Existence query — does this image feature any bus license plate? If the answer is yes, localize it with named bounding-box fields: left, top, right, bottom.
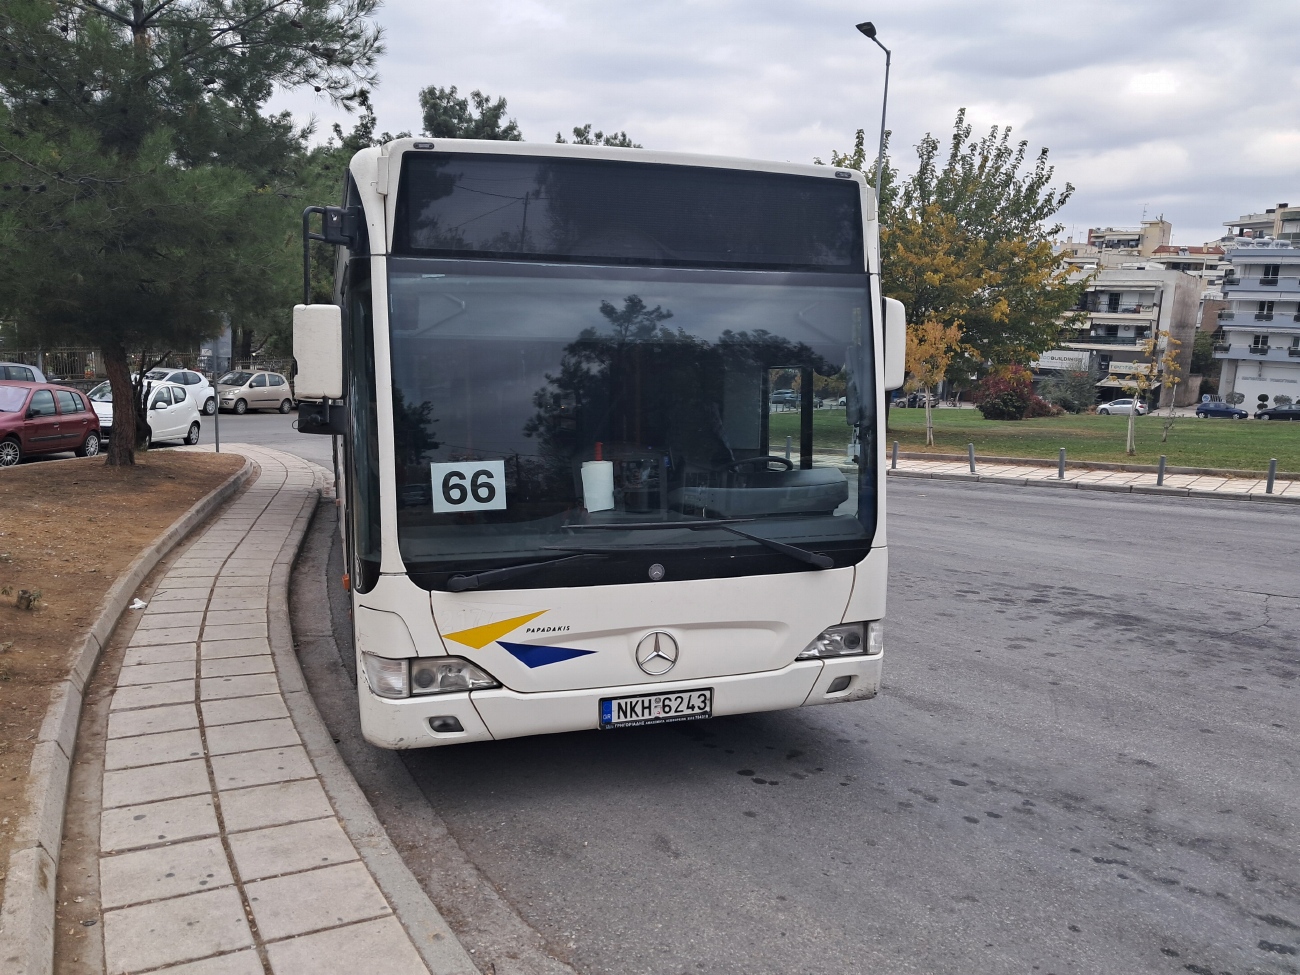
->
left=601, top=689, right=713, bottom=728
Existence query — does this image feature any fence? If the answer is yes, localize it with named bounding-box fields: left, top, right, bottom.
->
left=0, top=349, right=287, bottom=380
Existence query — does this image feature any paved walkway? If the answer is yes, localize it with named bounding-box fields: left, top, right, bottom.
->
left=95, top=446, right=433, bottom=975
left=888, top=455, right=1300, bottom=501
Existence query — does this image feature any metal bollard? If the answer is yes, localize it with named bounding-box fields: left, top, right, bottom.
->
left=785, top=436, right=792, bottom=461
left=968, top=443, right=976, bottom=474
left=1058, top=448, right=1066, bottom=479
left=1157, top=455, right=1166, bottom=487
left=891, top=441, right=899, bottom=470
left=1267, top=458, right=1277, bottom=494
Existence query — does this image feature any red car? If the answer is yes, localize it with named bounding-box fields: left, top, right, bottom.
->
left=0, top=381, right=102, bottom=468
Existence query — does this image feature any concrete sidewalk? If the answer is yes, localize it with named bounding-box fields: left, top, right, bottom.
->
left=90, top=445, right=468, bottom=975
left=887, top=455, right=1300, bottom=502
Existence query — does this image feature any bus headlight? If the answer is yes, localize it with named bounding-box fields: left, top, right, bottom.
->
left=362, top=652, right=409, bottom=699
left=797, top=621, right=883, bottom=659
left=410, top=658, right=500, bottom=695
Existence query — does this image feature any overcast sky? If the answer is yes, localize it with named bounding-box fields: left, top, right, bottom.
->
left=269, top=0, right=1300, bottom=246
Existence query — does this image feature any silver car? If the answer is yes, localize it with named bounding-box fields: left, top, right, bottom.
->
left=216, top=370, right=294, bottom=414
left=0, top=361, right=47, bottom=383
left=1097, top=398, right=1148, bottom=416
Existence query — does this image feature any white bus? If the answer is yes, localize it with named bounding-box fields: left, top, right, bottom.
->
left=294, top=138, right=905, bottom=748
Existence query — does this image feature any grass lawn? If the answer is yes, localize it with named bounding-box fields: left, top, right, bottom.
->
left=768, top=407, right=1300, bottom=472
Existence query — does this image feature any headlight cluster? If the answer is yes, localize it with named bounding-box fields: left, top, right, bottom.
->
left=361, top=653, right=500, bottom=700
left=796, top=621, right=883, bottom=660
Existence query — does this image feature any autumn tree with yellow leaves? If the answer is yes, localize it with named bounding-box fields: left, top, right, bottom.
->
left=905, top=320, right=969, bottom=445
left=824, top=110, right=1086, bottom=392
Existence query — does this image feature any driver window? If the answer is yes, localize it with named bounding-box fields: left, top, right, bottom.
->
left=29, top=389, right=56, bottom=416
left=152, top=388, right=172, bottom=408
left=251, top=374, right=268, bottom=387
left=172, top=386, right=187, bottom=403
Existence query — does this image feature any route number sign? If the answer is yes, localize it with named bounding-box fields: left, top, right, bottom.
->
left=430, top=460, right=507, bottom=513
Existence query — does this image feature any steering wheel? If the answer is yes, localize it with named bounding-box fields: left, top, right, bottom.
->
left=726, top=455, right=795, bottom=473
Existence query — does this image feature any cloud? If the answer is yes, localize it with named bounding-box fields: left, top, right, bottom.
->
left=269, top=0, right=1300, bottom=245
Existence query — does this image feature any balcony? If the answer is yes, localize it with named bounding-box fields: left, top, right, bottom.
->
left=1078, top=302, right=1156, bottom=315
left=1250, top=345, right=1271, bottom=355
left=1255, top=313, right=1274, bottom=321
left=1218, top=310, right=1236, bottom=320
left=1223, top=275, right=1241, bottom=286
left=1213, top=342, right=1231, bottom=352
left=1261, top=277, right=1279, bottom=286
left=1060, top=333, right=1145, bottom=346
left=1290, top=348, right=1300, bottom=357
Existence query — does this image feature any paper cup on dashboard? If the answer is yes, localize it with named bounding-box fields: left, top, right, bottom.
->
left=581, top=460, right=615, bottom=512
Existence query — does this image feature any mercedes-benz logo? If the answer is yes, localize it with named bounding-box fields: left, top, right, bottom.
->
left=635, top=631, right=679, bottom=676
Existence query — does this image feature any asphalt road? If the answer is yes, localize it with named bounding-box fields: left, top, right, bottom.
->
left=204, top=409, right=336, bottom=468
left=293, top=472, right=1300, bottom=975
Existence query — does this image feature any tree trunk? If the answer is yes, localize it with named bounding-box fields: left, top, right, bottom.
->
left=923, top=384, right=934, bottom=446
left=102, top=341, right=136, bottom=466
left=1161, top=382, right=1178, bottom=443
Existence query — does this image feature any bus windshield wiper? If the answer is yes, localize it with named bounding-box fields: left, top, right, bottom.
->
left=712, top=525, right=834, bottom=569
left=446, top=554, right=605, bottom=593
left=564, top=518, right=752, bottom=531
left=558, top=521, right=833, bottom=569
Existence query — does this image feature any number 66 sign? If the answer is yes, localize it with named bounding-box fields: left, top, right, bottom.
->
left=430, top=460, right=507, bottom=513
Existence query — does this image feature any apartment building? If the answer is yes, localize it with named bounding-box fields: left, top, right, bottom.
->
left=1223, top=203, right=1300, bottom=242
left=1036, top=265, right=1200, bottom=407
left=1213, top=237, right=1300, bottom=411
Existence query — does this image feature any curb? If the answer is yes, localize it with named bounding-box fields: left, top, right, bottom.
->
left=886, top=467, right=1300, bottom=505
left=888, top=450, right=1298, bottom=482
left=269, top=471, right=477, bottom=974
left=0, top=457, right=255, bottom=975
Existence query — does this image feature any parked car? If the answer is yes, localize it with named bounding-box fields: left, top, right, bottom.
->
left=0, top=381, right=101, bottom=467
left=143, top=367, right=216, bottom=415
left=1196, top=401, right=1249, bottom=419
left=217, top=370, right=294, bottom=414
left=1254, top=403, right=1300, bottom=421
left=1097, top=398, right=1148, bottom=416
left=891, top=391, right=934, bottom=408
left=769, top=388, right=799, bottom=408
left=0, top=361, right=47, bottom=383
left=87, top=380, right=203, bottom=446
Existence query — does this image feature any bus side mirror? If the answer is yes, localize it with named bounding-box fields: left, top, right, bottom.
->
left=882, top=297, right=906, bottom=391
left=293, top=304, right=343, bottom=400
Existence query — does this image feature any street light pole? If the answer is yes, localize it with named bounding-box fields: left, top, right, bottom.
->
left=856, top=21, right=891, bottom=213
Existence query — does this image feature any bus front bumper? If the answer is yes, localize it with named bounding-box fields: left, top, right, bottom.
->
left=357, top=654, right=882, bottom=749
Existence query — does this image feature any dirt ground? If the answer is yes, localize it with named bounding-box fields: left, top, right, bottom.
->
left=0, top=449, right=244, bottom=904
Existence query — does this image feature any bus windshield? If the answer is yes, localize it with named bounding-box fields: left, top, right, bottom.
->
left=387, top=260, right=875, bottom=591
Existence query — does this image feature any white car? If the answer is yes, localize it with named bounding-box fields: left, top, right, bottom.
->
left=142, top=367, right=216, bottom=415
left=1097, top=398, right=1148, bottom=416
left=88, top=381, right=203, bottom=446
